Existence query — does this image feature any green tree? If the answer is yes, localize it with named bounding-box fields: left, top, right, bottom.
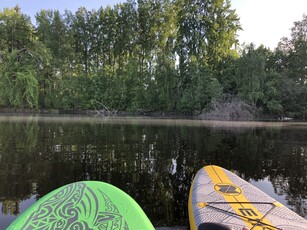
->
left=98, top=6, right=117, bottom=71
left=288, top=14, right=307, bottom=85
left=0, top=6, right=33, bottom=53
left=235, top=44, right=266, bottom=107
left=0, top=7, right=52, bottom=109
left=272, top=15, right=307, bottom=117
left=0, top=48, right=40, bottom=108
left=176, top=0, right=240, bottom=70
left=35, top=10, right=72, bottom=68
left=178, top=57, right=222, bottom=113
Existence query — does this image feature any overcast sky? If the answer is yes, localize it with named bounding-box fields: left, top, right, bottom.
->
left=1, top=0, right=306, bottom=49
left=232, top=0, right=307, bottom=49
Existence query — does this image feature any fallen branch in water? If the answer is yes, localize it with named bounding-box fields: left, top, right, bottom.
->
left=89, top=100, right=111, bottom=118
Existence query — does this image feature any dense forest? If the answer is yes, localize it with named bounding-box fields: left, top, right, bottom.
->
left=0, top=0, right=306, bottom=118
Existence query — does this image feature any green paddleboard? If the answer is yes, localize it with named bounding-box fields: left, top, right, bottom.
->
left=8, top=181, right=154, bottom=230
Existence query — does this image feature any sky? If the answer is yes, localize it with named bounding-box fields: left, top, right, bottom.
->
left=231, top=0, right=307, bottom=49
left=0, top=0, right=306, bottom=49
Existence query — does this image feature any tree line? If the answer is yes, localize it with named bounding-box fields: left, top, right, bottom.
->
left=0, top=0, right=306, bottom=118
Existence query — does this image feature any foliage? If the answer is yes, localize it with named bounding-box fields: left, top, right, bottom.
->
left=235, top=44, right=266, bottom=106
left=177, top=59, right=222, bottom=113
left=0, top=4, right=306, bottom=118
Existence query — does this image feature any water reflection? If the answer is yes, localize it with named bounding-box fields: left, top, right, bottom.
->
left=0, top=116, right=306, bottom=228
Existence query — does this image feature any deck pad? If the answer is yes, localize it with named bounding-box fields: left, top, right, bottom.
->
left=188, top=165, right=307, bottom=230
left=8, top=181, right=154, bottom=230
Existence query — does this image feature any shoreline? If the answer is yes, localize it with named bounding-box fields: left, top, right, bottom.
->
left=0, top=108, right=288, bottom=122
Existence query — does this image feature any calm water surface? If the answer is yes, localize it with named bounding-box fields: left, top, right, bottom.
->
left=0, top=115, right=306, bottom=229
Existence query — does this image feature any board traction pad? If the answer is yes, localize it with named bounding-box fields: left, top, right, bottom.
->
left=189, top=165, right=307, bottom=230
left=8, top=181, right=154, bottom=230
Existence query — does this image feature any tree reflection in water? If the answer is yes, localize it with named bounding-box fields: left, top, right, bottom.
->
left=0, top=117, right=306, bottom=228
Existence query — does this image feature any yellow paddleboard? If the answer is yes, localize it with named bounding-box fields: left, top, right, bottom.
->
left=188, top=165, right=307, bottom=230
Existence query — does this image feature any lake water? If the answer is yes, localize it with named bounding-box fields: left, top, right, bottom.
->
left=0, top=115, right=306, bottom=229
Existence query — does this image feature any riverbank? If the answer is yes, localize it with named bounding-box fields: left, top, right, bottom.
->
left=0, top=107, right=282, bottom=121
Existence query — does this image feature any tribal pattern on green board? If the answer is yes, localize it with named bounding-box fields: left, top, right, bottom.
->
left=20, top=182, right=128, bottom=229
left=8, top=181, right=154, bottom=230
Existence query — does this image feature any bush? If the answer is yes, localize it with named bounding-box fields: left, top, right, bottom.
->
left=199, top=96, right=255, bottom=120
